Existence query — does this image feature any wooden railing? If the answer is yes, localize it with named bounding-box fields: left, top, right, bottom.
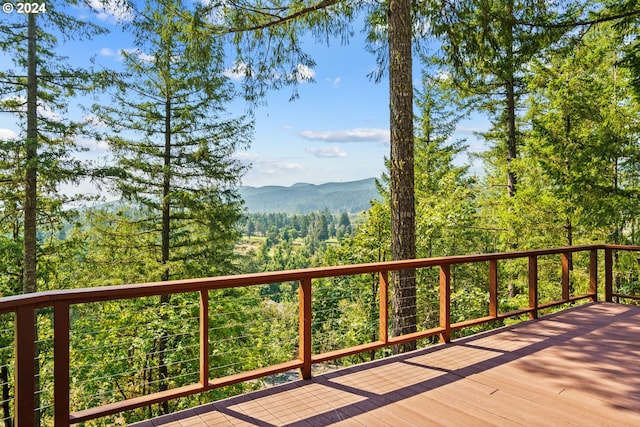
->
left=1, top=244, right=640, bottom=426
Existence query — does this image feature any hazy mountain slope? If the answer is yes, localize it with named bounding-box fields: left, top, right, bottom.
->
left=238, top=178, right=381, bottom=213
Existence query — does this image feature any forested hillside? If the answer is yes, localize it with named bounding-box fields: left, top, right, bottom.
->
left=2, top=0, right=640, bottom=426
left=238, top=178, right=380, bottom=213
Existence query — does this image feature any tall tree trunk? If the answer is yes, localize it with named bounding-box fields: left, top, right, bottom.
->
left=505, top=1, right=517, bottom=199
left=505, top=3, right=518, bottom=300
left=25, top=13, right=41, bottom=427
left=505, top=69, right=517, bottom=299
left=389, top=0, right=417, bottom=353
left=564, top=106, right=573, bottom=271
left=157, top=98, right=171, bottom=415
left=24, top=12, right=38, bottom=295
left=505, top=78, right=517, bottom=198
left=162, top=98, right=171, bottom=283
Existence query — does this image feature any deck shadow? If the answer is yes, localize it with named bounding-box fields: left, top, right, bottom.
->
left=135, top=302, right=640, bottom=426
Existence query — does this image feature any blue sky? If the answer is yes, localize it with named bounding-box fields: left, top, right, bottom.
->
left=0, top=1, right=488, bottom=197
left=232, top=39, right=393, bottom=187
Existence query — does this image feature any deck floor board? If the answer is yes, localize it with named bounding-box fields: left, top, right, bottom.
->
left=130, top=302, right=640, bottom=426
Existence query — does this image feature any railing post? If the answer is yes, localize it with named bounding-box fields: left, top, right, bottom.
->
left=379, top=271, right=389, bottom=344
left=54, top=301, right=70, bottom=427
left=605, top=248, right=613, bottom=302
left=528, top=256, right=538, bottom=319
left=561, top=253, right=570, bottom=301
left=489, top=260, right=498, bottom=318
left=439, top=264, right=451, bottom=343
left=15, top=305, right=36, bottom=427
left=589, top=249, right=598, bottom=302
left=199, top=290, right=209, bottom=387
left=299, top=278, right=312, bottom=379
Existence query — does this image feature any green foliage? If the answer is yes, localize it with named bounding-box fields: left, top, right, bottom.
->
left=0, top=1, right=106, bottom=298
left=0, top=236, right=22, bottom=297
left=241, top=211, right=356, bottom=250
left=413, top=70, right=481, bottom=257
left=523, top=22, right=640, bottom=245
left=610, top=0, right=640, bottom=98
left=426, top=0, right=574, bottom=102
left=312, top=274, right=379, bottom=361
left=91, top=0, right=252, bottom=282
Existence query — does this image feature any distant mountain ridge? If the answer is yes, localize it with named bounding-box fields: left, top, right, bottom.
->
left=238, top=178, right=381, bottom=213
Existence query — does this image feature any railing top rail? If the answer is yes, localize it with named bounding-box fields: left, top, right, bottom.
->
left=1, top=244, right=639, bottom=313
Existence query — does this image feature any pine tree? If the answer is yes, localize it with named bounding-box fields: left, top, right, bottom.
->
left=525, top=23, right=640, bottom=245
left=413, top=71, right=478, bottom=258
left=384, top=0, right=417, bottom=353
left=91, top=1, right=252, bottom=414
left=93, top=0, right=252, bottom=282
left=0, top=3, right=105, bottom=424
left=427, top=0, right=575, bottom=200
left=0, top=2, right=104, bottom=295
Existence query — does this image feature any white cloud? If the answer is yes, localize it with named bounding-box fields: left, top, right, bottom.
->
left=233, top=152, right=261, bottom=163
left=225, top=62, right=314, bottom=84
left=0, top=128, right=18, bottom=140
left=87, top=0, right=134, bottom=22
left=119, top=48, right=154, bottom=63
left=224, top=62, right=250, bottom=81
left=99, top=48, right=117, bottom=57
left=38, top=104, right=61, bottom=121
left=435, top=70, right=451, bottom=82
left=299, top=128, right=390, bottom=144
left=198, top=0, right=225, bottom=26
left=77, top=136, right=109, bottom=152
left=288, top=64, right=314, bottom=83
left=233, top=152, right=305, bottom=174
left=83, top=113, right=107, bottom=128
left=326, top=77, right=342, bottom=87
left=455, top=125, right=486, bottom=135
left=306, top=146, right=347, bottom=158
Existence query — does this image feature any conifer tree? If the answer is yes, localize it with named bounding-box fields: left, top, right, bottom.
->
left=0, top=3, right=104, bottom=424
left=427, top=0, right=574, bottom=200
left=91, top=1, right=252, bottom=414
left=0, top=2, right=104, bottom=295
left=413, top=71, right=477, bottom=258
left=525, top=23, right=640, bottom=245
left=93, top=0, right=252, bottom=282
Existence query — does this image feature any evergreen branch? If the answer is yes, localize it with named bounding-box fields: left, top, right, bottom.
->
left=214, top=0, right=342, bottom=34
left=516, top=9, right=640, bottom=29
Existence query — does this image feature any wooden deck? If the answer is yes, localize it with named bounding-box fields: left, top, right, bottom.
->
left=131, top=302, right=640, bottom=426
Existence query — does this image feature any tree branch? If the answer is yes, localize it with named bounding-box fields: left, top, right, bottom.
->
left=214, top=0, right=342, bottom=34
left=516, top=8, right=640, bottom=29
